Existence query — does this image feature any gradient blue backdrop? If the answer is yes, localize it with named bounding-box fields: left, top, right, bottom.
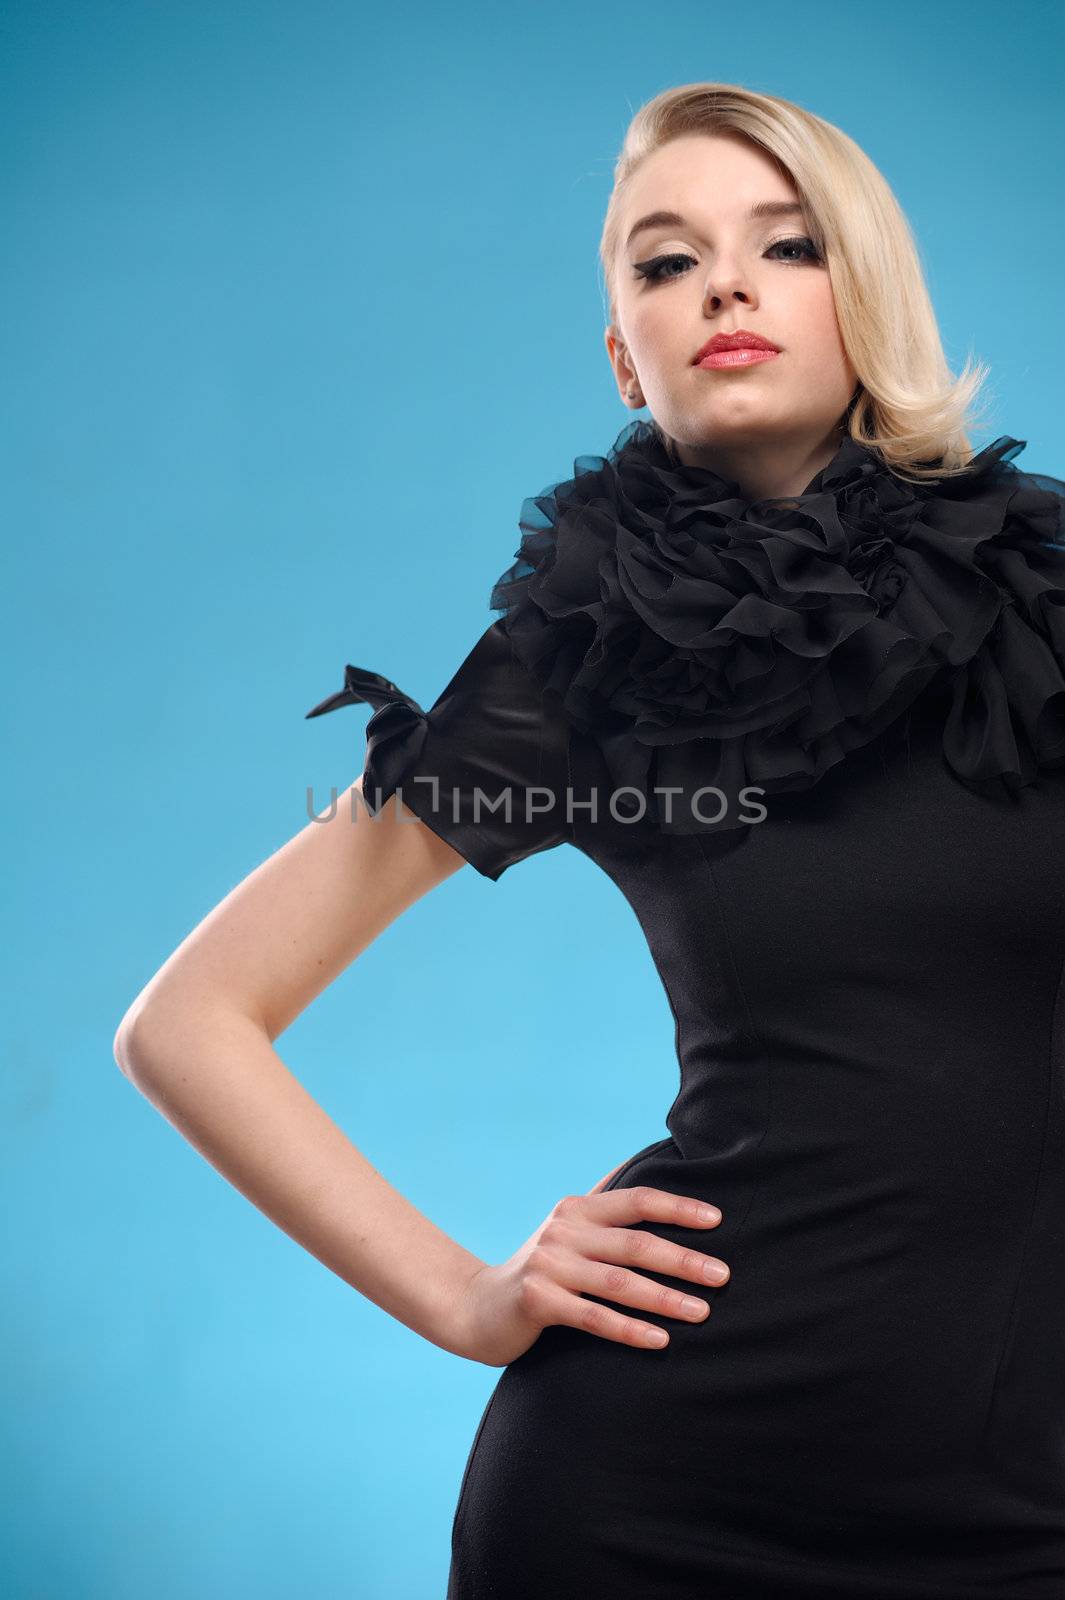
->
left=4, top=0, right=1063, bottom=1595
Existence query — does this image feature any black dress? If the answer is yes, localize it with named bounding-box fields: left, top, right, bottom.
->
left=306, top=422, right=1065, bottom=1598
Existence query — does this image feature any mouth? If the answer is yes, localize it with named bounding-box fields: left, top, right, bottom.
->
left=695, top=346, right=781, bottom=370
left=692, top=330, right=782, bottom=367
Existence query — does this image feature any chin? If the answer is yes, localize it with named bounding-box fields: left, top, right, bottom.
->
left=677, top=414, right=786, bottom=450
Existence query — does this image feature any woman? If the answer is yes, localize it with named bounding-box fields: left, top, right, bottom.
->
left=115, top=83, right=1065, bottom=1598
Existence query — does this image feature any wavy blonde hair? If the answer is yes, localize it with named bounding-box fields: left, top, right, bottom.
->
left=599, top=83, right=994, bottom=483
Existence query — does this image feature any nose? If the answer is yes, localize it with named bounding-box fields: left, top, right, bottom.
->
left=701, top=262, right=755, bottom=312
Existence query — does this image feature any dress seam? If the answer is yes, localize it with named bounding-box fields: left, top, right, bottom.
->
left=565, top=790, right=688, bottom=1136
left=697, top=837, right=777, bottom=1248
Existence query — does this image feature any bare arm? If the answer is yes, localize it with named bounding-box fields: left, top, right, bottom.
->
left=115, top=774, right=732, bottom=1367
left=113, top=777, right=489, bottom=1359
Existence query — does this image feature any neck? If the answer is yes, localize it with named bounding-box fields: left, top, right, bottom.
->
left=670, top=426, right=848, bottom=501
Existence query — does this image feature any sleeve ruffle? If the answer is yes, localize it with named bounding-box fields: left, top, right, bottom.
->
left=305, top=668, right=432, bottom=813
left=305, top=620, right=572, bottom=881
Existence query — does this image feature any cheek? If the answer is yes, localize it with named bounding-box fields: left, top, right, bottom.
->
left=810, top=284, right=847, bottom=350
left=626, top=303, right=673, bottom=364
left=790, top=283, right=853, bottom=377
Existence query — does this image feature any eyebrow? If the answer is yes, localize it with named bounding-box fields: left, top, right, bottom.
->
left=625, top=200, right=807, bottom=252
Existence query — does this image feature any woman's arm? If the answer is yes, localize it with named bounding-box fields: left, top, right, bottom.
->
left=114, top=775, right=732, bottom=1365
left=113, top=778, right=487, bottom=1359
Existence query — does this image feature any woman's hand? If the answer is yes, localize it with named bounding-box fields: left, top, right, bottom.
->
left=453, top=1165, right=730, bottom=1367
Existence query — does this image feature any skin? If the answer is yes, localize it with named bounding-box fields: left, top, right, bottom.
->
left=605, top=131, right=860, bottom=503
left=115, top=777, right=730, bottom=1364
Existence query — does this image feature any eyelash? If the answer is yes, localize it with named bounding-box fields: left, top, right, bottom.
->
left=633, top=236, right=822, bottom=283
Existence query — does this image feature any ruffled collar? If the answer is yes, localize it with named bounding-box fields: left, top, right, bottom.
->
left=489, top=418, right=1065, bottom=835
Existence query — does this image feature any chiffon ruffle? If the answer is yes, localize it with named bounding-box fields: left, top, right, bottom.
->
left=489, top=419, right=1065, bottom=833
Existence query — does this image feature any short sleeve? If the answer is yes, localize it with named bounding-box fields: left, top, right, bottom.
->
left=304, top=618, right=573, bottom=881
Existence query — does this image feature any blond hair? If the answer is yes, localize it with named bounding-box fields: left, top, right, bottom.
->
left=599, top=84, right=994, bottom=482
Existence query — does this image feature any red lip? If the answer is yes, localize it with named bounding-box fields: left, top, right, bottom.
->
left=693, top=330, right=781, bottom=363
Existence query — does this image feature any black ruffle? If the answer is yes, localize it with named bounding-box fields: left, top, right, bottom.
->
left=304, top=664, right=432, bottom=805
left=489, top=419, right=1065, bottom=833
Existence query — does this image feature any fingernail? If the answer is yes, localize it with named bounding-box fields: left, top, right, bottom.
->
left=698, top=1205, right=721, bottom=1222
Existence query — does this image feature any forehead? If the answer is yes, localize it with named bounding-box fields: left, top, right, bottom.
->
left=620, top=134, right=798, bottom=221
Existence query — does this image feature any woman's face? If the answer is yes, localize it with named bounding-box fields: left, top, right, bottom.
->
left=605, top=133, right=859, bottom=500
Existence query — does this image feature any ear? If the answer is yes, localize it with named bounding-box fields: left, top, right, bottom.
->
left=604, top=324, right=644, bottom=409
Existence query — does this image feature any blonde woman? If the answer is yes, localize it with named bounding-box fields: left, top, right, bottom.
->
left=115, top=84, right=1065, bottom=1598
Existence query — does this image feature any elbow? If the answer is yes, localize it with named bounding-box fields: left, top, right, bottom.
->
left=114, top=990, right=256, bottom=1086
left=113, top=1002, right=167, bottom=1086
left=113, top=1011, right=145, bottom=1083
left=113, top=969, right=195, bottom=1082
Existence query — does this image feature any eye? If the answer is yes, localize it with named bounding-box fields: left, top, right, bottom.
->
left=766, top=235, right=822, bottom=264
left=632, top=235, right=823, bottom=284
left=631, top=252, right=697, bottom=283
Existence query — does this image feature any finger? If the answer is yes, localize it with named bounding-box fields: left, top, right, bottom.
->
left=556, top=1245, right=714, bottom=1326
left=582, top=1218, right=731, bottom=1289
left=593, top=1184, right=722, bottom=1229
left=534, top=1277, right=674, bottom=1350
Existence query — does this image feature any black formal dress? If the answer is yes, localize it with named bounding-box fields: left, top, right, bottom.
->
left=307, top=421, right=1065, bottom=1598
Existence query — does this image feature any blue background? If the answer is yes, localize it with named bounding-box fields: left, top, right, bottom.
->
left=4, top=0, right=1063, bottom=1594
